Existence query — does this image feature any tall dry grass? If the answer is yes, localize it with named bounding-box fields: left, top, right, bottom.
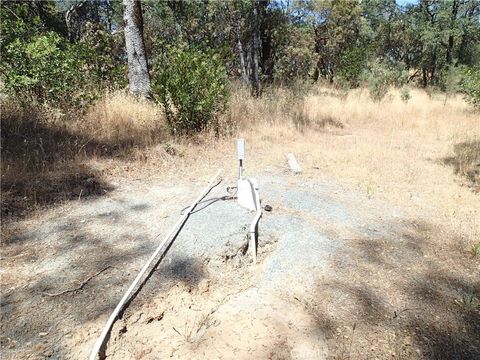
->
left=1, top=91, right=167, bottom=218
left=2, top=85, right=479, bottom=248
left=223, top=85, right=480, bottom=248
left=81, top=91, right=166, bottom=148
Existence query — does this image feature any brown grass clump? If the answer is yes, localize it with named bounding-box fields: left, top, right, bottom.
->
left=81, top=91, right=166, bottom=148
left=1, top=91, right=166, bottom=219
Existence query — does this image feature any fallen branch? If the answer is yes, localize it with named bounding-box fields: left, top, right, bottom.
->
left=42, top=266, right=112, bottom=297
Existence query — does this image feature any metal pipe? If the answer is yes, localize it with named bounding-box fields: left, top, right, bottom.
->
left=88, top=169, right=222, bottom=360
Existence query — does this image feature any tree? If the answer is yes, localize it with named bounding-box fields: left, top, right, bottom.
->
left=123, top=0, right=151, bottom=98
left=313, top=0, right=364, bottom=84
left=227, top=0, right=250, bottom=86
left=251, top=0, right=261, bottom=97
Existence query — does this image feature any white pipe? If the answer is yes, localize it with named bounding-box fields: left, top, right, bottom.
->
left=248, top=179, right=262, bottom=263
left=89, top=169, right=222, bottom=360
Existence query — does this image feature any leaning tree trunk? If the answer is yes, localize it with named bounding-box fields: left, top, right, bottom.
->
left=65, top=0, right=87, bottom=42
left=123, top=0, right=151, bottom=98
left=251, top=0, right=260, bottom=97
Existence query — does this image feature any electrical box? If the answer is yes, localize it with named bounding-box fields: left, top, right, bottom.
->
left=237, top=138, right=245, bottom=160
left=237, top=178, right=257, bottom=211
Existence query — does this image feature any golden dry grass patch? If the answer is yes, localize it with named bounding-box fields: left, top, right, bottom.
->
left=80, top=91, right=167, bottom=147
left=2, top=86, right=478, bottom=245
left=220, top=86, right=480, bottom=246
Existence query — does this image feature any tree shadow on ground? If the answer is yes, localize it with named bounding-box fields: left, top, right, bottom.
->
left=442, top=140, right=480, bottom=192
left=1, top=102, right=163, bottom=221
left=0, top=215, right=159, bottom=358
left=305, top=220, right=479, bottom=360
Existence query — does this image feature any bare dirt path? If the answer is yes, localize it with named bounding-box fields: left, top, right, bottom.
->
left=1, top=166, right=478, bottom=359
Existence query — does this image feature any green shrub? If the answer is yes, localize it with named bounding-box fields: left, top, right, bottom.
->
left=439, top=66, right=463, bottom=95
left=400, top=86, right=411, bottom=103
left=0, top=4, right=125, bottom=112
left=1, top=30, right=123, bottom=110
left=80, top=22, right=127, bottom=89
left=461, top=67, right=480, bottom=109
left=153, top=47, right=229, bottom=134
left=361, top=59, right=407, bottom=101
left=336, top=47, right=366, bottom=88
left=3, top=32, right=87, bottom=106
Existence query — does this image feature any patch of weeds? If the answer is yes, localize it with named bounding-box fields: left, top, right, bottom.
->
left=400, top=87, right=411, bottom=103
left=174, top=312, right=217, bottom=345
left=291, top=107, right=311, bottom=132
left=163, top=142, right=177, bottom=156
left=455, top=293, right=480, bottom=311
left=292, top=107, right=344, bottom=133
left=470, top=243, right=480, bottom=258
left=316, top=115, right=344, bottom=129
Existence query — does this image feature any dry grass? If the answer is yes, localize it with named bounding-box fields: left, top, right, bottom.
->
left=2, top=85, right=479, bottom=246
left=1, top=91, right=167, bottom=219
left=81, top=91, right=166, bottom=147
left=217, top=85, right=480, bottom=360
left=222, top=86, right=480, bottom=248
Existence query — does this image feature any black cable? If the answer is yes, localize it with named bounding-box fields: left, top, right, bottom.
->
left=180, top=183, right=237, bottom=215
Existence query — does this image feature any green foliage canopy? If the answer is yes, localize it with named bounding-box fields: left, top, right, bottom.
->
left=153, top=47, right=229, bottom=134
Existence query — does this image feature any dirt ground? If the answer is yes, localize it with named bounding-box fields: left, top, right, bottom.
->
left=2, top=159, right=478, bottom=360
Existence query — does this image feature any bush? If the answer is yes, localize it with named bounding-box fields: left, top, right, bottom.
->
left=361, top=59, right=407, bottom=101
left=461, top=67, right=480, bottom=109
left=400, top=86, right=411, bottom=103
left=153, top=47, right=229, bottom=134
left=336, top=47, right=366, bottom=88
left=2, top=32, right=91, bottom=107
left=0, top=3, right=125, bottom=112
left=1, top=30, right=124, bottom=110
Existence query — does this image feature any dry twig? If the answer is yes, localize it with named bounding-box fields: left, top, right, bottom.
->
left=42, top=265, right=112, bottom=297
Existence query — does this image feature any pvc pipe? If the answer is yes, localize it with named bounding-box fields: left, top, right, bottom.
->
left=248, top=179, right=262, bottom=263
left=89, top=169, right=222, bottom=360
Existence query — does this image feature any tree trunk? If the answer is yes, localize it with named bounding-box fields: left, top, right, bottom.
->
left=65, top=0, right=87, bottom=42
left=123, top=0, right=151, bottom=98
left=251, top=0, right=260, bottom=97
left=327, top=62, right=334, bottom=84
left=446, top=0, right=458, bottom=65
left=238, top=38, right=249, bottom=87
left=431, top=46, right=437, bottom=85
left=246, top=44, right=252, bottom=80
left=234, top=18, right=249, bottom=87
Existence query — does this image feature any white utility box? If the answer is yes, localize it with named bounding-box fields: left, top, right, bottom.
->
left=237, top=178, right=258, bottom=211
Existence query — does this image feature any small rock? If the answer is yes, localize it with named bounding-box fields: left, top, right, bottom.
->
left=198, top=279, right=210, bottom=294
left=43, top=348, right=53, bottom=357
